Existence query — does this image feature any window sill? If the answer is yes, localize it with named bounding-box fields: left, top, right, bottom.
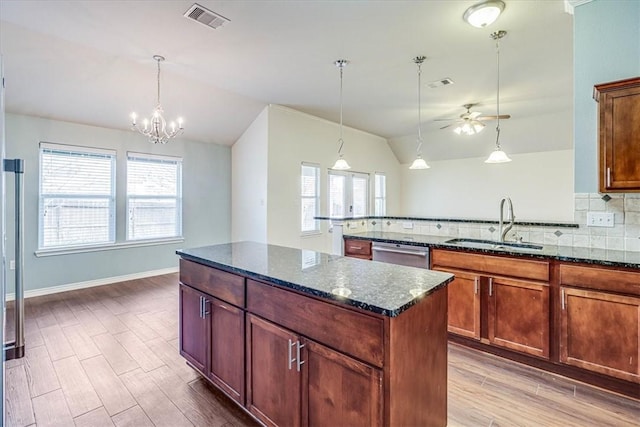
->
left=35, top=237, right=185, bottom=257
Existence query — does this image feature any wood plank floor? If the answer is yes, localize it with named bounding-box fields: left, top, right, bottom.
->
left=5, top=273, right=639, bottom=426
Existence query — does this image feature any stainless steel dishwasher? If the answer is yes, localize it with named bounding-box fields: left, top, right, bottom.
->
left=371, top=242, right=430, bottom=269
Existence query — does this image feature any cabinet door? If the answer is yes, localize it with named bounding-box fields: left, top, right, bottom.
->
left=302, top=339, right=382, bottom=427
left=488, top=277, right=550, bottom=358
left=598, top=80, right=640, bottom=191
left=434, top=268, right=480, bottom=339
left=179, top=284, right=208, bottom=373
left=560, top=287, right=640, bottom=383
left=246, top=314, right=301, bottom=427
left=207, top=297, right=244, bottom=404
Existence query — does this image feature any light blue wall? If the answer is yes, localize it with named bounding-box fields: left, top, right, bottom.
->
left=5, top=113, right=231, bottom=292
left=574, top=0, right=640, bottom=192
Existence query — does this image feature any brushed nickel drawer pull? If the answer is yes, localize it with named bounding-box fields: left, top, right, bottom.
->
left=561, top=289, right=566, bottom=310
left=489, top=277, right=493, bottom=297
left=296, top=341, right=305, bottom=372
left=607, top=167, right=611, bottom=187
left=474, top=277, right=479, bottom=295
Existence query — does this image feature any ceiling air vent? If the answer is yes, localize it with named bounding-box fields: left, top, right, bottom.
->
left=427, top=78, right=455, bottom=89
left=184, top=3, right=230, bottom=30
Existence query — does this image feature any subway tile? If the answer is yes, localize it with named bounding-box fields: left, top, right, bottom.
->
left=589, top=235, right=606, bottom=249
left=605, top=198, right=624, bottom=213
left=624, top=237, right=640, bottom=252
left=606, top=237, right=624, bottom=251
left=588, top=198, right=606, bottom=211
left=557, top=234, right=573, bottom=246
left=574, top=198, right=589, bottom=211
left=625, top=212, right=640, bottom=225
left=624, top=198, right=640, bottom=212
left=573, top=234, right=589, bottom=248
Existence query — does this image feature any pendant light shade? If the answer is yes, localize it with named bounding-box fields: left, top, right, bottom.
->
left=485, top=30, right=512, bottom=164
left=409, top=56, right=430, bottom=170
left=463, top=0, right=505, bottom=28
left=331, top=59, right=351, bottom=170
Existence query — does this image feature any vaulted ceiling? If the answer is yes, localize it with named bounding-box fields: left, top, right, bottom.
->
left=0, top=1, right=573, bottom=162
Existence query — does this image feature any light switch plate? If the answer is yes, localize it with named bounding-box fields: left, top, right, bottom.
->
left=586, top=212, right=615, bottom=228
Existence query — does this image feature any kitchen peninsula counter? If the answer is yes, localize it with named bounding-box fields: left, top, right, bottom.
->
left=177, top=241, right=453, bottom=427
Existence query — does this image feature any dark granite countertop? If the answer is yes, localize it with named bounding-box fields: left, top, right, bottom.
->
left=177, top=241, right=454, bottom=317
left=344, top=231, right=640, bottom=270
left=316, top=215, right=578, bottom=229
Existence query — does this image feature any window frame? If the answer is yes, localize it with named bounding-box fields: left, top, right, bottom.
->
left=38, top=142, right=116, bottom=251
left=328, top=170, right=370, bottom=218
left=126, top=152, right=183, bottom=242
left=300, top=162, right=321, bottom=236
left=374, top=172, right=386, bottom=216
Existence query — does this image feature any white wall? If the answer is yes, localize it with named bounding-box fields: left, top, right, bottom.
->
left=5, top=113, right=231, bottom=292
left=241, top=105, right=402, bottom=253
left=231, top=107, right=268, bottom=243
left=401, top=149, right=575, bottom=222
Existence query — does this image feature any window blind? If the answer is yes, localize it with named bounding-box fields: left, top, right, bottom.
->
left=38, top=143, right=116, bottom=249
left=127, top=152, right=182, bottom=241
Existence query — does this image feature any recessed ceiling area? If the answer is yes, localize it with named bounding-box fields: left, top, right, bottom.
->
left=0, top=1, right=573, bottom=162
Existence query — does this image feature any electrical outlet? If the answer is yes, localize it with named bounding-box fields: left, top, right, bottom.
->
left=9, top=260, right=15, bottom=270
left=586, top=212, right=615, bottom=228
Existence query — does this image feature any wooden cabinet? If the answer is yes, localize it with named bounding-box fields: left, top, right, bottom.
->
left=488, top=276, right=549, bottom=358
left=179, top=260, right=246, bottom=404
left=179, top=284, right=208, bottom=373
left=434, top=268, right=480, bottom=339
left=559, top=264, right=640, bottom=383
left=344, top=238, right=372, bottom=260
left=432, top=249, right=550, bottom=359
left=594, top=77, right=640, bottom=192
left=246, top=314, right=382, bottom=427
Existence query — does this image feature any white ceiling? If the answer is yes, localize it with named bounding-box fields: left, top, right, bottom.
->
left=0, top=0, right=574, bottom=163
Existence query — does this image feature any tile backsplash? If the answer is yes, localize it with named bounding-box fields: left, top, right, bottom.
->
left=343, top=193, right=640, bottom=252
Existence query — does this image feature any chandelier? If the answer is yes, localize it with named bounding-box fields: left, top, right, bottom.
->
left=131, top=55, right=184, bottom=144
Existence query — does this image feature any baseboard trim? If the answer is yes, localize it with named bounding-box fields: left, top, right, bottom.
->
left=6, top=267, right=179, bottom=301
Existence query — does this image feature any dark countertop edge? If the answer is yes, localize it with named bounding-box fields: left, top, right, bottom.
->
left=315, top=216, right=578, bottom=229
left=177, top=250, right=454, bottom=317
left=343, top=234, right=640, bottom=270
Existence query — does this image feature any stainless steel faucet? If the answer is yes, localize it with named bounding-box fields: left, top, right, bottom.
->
left=499, top=197, right=515, bottom=242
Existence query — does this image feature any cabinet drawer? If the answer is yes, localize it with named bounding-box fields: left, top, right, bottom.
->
left=431, top=249, right=549, bottom=282
left=559, top=264, right=640, bottom=296
left=247, top=280, right=384, bottom=367
left=344, top=239, right=372, bottom=256
left=179, top=259, right=245, bottom=307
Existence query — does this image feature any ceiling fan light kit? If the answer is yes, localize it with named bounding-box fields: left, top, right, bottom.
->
left=463, top=0, right=506, bottom=28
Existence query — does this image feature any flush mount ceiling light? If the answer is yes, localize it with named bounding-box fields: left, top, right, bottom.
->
left=409, top=56, right=430, bottom=170
left=485, top=30, right=512, bottom=164
left=130, top=55, right=184, bottom=144
left=463, top=0, right=505, bottom=28
left=331, top=59, right=351, bottom=170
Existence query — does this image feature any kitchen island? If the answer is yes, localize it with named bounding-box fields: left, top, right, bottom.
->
left=177, top=241, right=453, bottom=427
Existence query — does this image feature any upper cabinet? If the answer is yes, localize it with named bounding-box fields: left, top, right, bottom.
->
left=594, top=77, right=640, bottom=192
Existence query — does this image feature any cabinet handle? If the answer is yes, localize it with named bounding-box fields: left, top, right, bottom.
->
left=607, top=167, right=611, bottom=187
left=489, top=277, right=493, bottom=297
left=561, top=289, right=566, bottom=310
left=199, top=296, right=204, bottom=319
left=474, top=277, right=479, bottom=295
left=203, top=299, right=209, bottom=317
left=296, top=342, right=305, bottom=372
left=349, top=245, right=362, bottom=250
left=287, top=339, right=296, bottom=370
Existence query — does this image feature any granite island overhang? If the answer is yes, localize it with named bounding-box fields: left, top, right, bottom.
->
left=177, top=241, right=453, bottom=427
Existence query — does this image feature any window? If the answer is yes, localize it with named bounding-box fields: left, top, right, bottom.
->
left=328, top=170, right=369, bottom=217
left=374, top=173, right=386, bottom=216
left=301, top=163, right=320, bottom=234
left=39, top=143, right=116, bottom=249
left=127, top=152, right=182, bottom=241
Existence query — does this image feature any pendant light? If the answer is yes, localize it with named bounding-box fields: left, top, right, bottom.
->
left=485, top=30, right=512, bottom=164
left=409, top=56, right=430, bottom=170
left=131, top=55, right=184, bottom=144
left=331, top=59, right=351, bottom=170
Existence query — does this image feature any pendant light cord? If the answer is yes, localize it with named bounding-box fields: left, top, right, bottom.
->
left=338, top=64, right=344, bottom=155
left=156, top=58, right=161, bottom=108
left=417, top=60, right=423, bottom=155
left=491, top=31, right=505, bottom=150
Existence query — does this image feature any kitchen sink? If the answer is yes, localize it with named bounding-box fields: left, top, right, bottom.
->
left=444, top=238, right=544, bottom=251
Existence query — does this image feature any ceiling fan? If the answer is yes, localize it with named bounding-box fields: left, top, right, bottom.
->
left=436, top=103, right=510, bottom=135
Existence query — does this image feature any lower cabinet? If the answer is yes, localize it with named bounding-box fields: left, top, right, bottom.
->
left=560, top=287, right=640, bottom=383
left=246, top=314, right=383, bottom=427
left=179, top=283, right=245, bottom=404
left=488, top=277, right=549, bottom=358
left=434, top=268, right=480, bottom=340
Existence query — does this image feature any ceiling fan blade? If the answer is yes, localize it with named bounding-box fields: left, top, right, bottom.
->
left=469, top=111, right=482, bottom=119
left=433, top=118, right=458, bottom=121
left=478, top=114, right=511, bottom=120
left=439, top=123, right=456, bottom=130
